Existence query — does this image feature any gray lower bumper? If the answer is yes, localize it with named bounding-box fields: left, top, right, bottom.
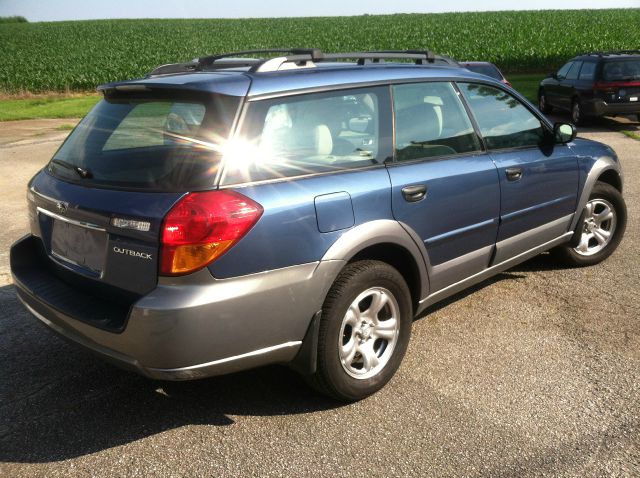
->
left=584, top=99, right=640, bottom=116
left=14, top=258, right=344, bottom=380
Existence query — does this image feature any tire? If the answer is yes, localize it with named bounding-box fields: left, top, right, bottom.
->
left=553, top=181, right=626, bottom=267
left=538, top=90, right=553, bottom=114
left=571, top=98, right=586, bottom=125
left=307, top=260, right=413, bottom=401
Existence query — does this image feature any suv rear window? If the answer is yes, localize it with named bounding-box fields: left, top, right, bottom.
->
left=49, top=92, right=240, bottom=191
left=602, top=60, right=640, bottom=81
left=221, top=87, right=389, bottom=185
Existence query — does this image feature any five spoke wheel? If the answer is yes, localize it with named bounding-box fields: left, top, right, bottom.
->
left=574, top=199, right=617, bottom=256
left=338, top=287, right=400, bottom=379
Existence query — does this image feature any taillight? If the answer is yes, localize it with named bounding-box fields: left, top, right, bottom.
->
left=594, top=80, right=640, bottom=91
left=160, top=190, right=263, bottom=276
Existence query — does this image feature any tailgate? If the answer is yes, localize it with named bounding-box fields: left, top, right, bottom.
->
left=28, top=170, right=183, bottom=296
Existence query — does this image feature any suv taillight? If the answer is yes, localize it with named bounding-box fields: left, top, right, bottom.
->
left=160, top=191, right=263, bottom=276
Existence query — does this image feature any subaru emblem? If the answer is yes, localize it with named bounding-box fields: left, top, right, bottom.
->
left=56, top=201, right=68, bottom=214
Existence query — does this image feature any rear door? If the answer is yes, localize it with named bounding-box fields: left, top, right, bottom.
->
left=458, top=83, right=579, bottom=264
left=387, top=81, right=500, bottom=293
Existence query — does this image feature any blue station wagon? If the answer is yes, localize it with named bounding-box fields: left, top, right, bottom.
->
left=10, top=49, right=627, bottom=401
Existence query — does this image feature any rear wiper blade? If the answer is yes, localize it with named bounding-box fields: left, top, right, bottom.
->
left=51, top=159, right=93, bottom=179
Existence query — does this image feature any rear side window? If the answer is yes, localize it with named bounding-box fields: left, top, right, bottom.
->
left=566, top=61, right=582, bottom=80
left=50, top=93, right=240, bottom=191
left=579, top=62, right=597, bottom=80
left=222, top=87, right=389, bottom=184
left=459, top=83, right=545, bottom=150
left=392, top=82, right=481, bottom=161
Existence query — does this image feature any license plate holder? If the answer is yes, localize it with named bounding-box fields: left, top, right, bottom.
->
left=51, top=219, right=108, bottom=274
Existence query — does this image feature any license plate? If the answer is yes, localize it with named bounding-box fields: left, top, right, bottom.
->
left=51, top=219, right=108, bottom=274
left=630, top=96, right=638, bottom=102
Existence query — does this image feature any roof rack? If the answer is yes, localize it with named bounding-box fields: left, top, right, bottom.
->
left=146, top=48, right=459, bottom=77
left=583, top=50, right=640, bottom=57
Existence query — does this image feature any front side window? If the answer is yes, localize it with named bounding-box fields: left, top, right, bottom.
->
left=222, top=87, right=387, bottom=184
left=393, top=82, right=481, bottom=161
left=556, top=62, right=573, bottom=79
left=566, top=61, right=582, bottom=80
left=459, top=83, right=545, bottom=150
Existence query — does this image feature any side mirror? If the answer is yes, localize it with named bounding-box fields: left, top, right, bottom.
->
left=547, top=72, right=556, bottom=79
left=554, top=122, right=577, bottom=144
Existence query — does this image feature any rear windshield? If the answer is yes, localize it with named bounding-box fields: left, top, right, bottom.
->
left=48, top=92, right=241, bottom=191
left=464, top=64, right=503, bottom=81
left=602, top=60, right=640, bottom=81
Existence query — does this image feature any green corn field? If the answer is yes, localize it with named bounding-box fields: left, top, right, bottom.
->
left=0, top=9, right=638, bottom=93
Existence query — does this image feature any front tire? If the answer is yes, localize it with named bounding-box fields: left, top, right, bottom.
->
left=308, top=260, right=412, bottom=401
left=553, top=181, right=626, bottom=267
left=539, top=90, right=553, bottom=114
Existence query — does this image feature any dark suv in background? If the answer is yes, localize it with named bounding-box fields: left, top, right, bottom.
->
left=538, top=50, right=640, bottom=124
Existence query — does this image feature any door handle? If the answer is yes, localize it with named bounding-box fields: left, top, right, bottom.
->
left=402, top=185, right=427, bottom=202
left=505, top=168, right=523, bottom=181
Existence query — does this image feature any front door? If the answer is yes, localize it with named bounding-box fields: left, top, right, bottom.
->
left=458, top=82, right=580, bottom=264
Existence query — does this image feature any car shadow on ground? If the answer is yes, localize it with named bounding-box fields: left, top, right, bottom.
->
left=0, top=253, right=570, bottom=464
left=0, top=284, right=340, bottom=463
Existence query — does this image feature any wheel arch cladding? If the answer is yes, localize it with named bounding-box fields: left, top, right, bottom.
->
left=598, top=169, right=622, bottom=192
left=350, top=243, right=421, bottom=314
left=321, top=220, right=430, bottom=313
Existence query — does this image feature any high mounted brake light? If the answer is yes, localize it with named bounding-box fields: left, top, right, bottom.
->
left=160, top=191, right=263, bottom=276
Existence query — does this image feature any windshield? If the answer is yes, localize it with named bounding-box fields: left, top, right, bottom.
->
left=49, top=92, right=241, bottom=191
left=602, top=60, right=640, bottom=81
left=464, top=63, right=503, bottom=81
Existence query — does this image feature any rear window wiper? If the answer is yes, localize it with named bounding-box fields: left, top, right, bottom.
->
left=50, top=159, right=93, bottom=179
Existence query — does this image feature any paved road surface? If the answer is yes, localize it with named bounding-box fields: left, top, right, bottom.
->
left=0, top=117, right=638, bottom=477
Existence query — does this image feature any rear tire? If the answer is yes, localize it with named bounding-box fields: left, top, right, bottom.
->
left=307, top=260, right=412, bottom=401
left=571, top=98, right=586, bottom=125
left=553, top=181, right=626, bottom=267
left=538, top=90, right=553, bottom=114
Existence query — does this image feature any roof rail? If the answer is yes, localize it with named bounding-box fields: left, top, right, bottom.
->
left=146, top=48, right=459, bottom=76
left=249, top=50, right=459, bottom=73
left=583, top=50, right=640, bottom=57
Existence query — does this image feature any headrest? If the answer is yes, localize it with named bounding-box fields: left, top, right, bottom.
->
left=313, top=124, right=333, bottom=156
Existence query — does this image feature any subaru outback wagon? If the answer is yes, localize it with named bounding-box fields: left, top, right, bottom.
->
left=539, top=50, right=640, bottom=124
left=11, top=49, right=626, bottom=401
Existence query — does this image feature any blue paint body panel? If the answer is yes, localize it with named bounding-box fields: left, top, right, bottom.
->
left=386, top=153, right=501, bottom=267
left=314, top=192, right=355, bottom=233
left=209, top=168, right=392, bottom=278
left=489, top=144, right=580, bottom=241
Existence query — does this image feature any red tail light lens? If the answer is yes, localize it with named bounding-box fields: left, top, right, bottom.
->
left=594, top=80, right=640, bottom=90
left=160, top=190, right=263, bottom=276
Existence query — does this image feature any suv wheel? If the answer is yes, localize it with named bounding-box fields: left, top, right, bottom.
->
left=553, top=182, right=626, bottom=267
left=308, top=260, right=412, bottom=401
left=538, top=90, right=553, bottom=114
left=571, top=99, right=585, bottom=125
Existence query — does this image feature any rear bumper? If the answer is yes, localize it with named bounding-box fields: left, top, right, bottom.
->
left=11, top=235, right=344, bottom=380
left=583, top=99, right=640, bottom=117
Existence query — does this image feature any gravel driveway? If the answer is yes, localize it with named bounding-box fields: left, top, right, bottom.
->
left=0, top=117, right=638, bottom=477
